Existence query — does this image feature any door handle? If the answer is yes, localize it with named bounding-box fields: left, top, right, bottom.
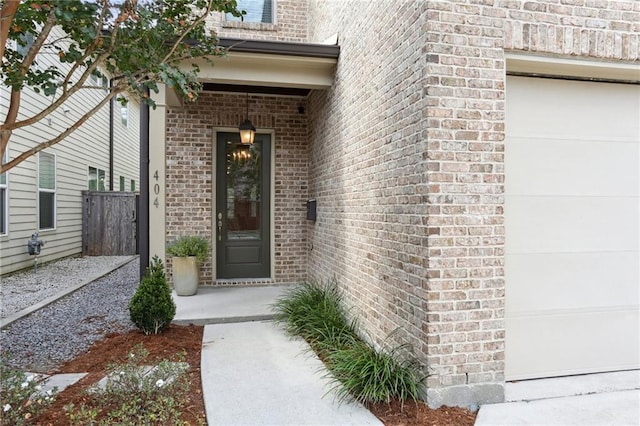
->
left=217, top=212, right=223, bottom=241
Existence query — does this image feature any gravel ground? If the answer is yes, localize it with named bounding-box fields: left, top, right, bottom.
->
left=1, top=258, right=140, bottom=372
left=1, top=255, right=133, bottom=318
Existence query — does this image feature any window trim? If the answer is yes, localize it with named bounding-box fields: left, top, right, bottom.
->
left=38, top=152, right=56, bottom=231
left=0, top=145, right=8, bottom=236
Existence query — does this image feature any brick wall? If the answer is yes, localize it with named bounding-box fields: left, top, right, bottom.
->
left=306, top=0, right=429, bottom=385
left=307, top=0, right=639, bottom=409
left=165, top=92, right=308, bottom=285
left=207, top=0, right=308, bottom=42
left=423, top=0, right=639, bottom=408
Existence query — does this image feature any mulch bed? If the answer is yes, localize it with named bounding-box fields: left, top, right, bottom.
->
left=31, top=324, right=476, bottom=425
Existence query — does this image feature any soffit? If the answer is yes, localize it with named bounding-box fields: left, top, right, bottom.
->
left=200, top=37, right=338, bottom=90
left=169, top=38, right=340, bottom=106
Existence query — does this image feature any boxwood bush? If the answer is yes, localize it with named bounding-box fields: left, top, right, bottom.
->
left=129, top=256, right=176, bottom=335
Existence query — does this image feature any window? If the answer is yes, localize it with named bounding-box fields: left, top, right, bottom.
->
left=119, top=176, right=125, bottom=191
left=0, top=148, right=8, bottom=235
left=16, top=32, right=34, bottom=58
left=226, top=0, right=273, bottom=24
left=130, top=179, right=136, bottom=191
left=88, top=166, right=106, bottom=191
left=90, top=71, right=109, bottom=93
left=102, top=75, right=109, bottom=93
left=118, top=97, right=128, bottom=127
left=90, top=71, right=100, bottom=86
left=38, top=152, right=56, bottom=230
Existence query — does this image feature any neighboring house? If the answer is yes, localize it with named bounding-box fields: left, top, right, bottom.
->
left=0, top=30, right=140, bottom=276
left=144, top=0, right=639, bottom=408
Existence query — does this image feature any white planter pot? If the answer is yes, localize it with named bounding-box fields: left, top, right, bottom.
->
left=172, top=256, right=199, bottom=296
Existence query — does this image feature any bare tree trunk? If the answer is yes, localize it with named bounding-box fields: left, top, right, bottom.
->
left=0, top=0, right=19, bottom=61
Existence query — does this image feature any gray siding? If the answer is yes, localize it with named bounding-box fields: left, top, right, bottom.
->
left=0, top=28, right=140, bottom=275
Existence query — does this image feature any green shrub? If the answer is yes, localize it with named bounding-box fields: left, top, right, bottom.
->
left=272, top=279, right=424, bottom=405
left=129, top=256, right=176, bottom=335
left=272, top=280, right=359, bottom=357
left=166, top=236, right=210, bottom=263
left=325, top=341, right=422, bottom=405
left=0, top=356, right=57, bottom=425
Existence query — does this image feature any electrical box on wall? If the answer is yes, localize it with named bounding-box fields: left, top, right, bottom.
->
left=306, top=199, right=316, bottom=221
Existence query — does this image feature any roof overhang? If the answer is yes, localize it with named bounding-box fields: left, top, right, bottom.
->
left=168, top=37, right=340, bottom=106
left=205, top=37, right=339, bottom=90
left=199, top=51, right=337, bottom=89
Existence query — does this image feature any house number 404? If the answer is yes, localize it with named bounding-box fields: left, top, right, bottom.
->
left=153, top=170, right=160, bottom=208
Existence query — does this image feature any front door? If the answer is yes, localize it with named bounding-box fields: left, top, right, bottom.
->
left=216, top=132, right=271, bottom=278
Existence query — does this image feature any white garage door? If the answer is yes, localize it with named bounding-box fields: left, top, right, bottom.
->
left=505, top=76, right=640, bottom=381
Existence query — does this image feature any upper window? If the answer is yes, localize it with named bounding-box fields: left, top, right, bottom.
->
left=119, top=98, right=129, bottom=127
left=16, top=32, right=35, bottom=58
left=88, top=166, right=106, bottom=191
left=226, top=0, right=274, bottom=24
left=38, top=152, right=56, bottom=230
left=119, top=175, right=125, bottom=191
left=90, top=71, right=109, bottom=93
left=0, top=148, right=8, bottom=235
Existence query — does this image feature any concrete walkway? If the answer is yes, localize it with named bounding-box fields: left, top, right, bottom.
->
left=175, top=284, right=381, bottom=425
left=202, top=321, right=381, bottom=425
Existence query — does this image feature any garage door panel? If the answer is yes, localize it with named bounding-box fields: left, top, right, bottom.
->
left=506, top=137, right=639, bottom=197
left=506, top=251, right=639, bottom=312
left=505, top=75, right=640, bottom=381
left=507, top=76, right=640, bottom=139
left=505, top=196, right=639, bottom=254
left=505, top=308, right=640, bottom=381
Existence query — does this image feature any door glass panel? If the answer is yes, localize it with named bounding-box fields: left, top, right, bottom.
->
left=225, top=139, right=262, bottom=241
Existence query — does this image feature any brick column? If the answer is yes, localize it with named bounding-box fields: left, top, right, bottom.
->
left=423, top=2, right=506, bottom=408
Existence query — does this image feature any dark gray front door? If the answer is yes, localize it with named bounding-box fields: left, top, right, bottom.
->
left=216, top=132, right=271, bottom=278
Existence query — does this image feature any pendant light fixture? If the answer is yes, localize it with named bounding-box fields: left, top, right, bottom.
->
left=239, top=92, right=256, bottom=145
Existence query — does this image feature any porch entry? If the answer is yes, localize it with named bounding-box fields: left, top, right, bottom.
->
left=216, top=132, right=271, bottom=278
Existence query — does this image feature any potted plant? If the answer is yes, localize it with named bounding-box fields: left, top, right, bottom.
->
left=167, top=235, right=210, bottom=296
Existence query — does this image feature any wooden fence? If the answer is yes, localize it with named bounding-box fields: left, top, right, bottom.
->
left=83, top=191, right=138, bottom=256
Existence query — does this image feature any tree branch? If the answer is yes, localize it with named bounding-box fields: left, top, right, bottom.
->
left=61, top=1, right=111, bottom=96
left=1, top=46, right=116, bottom=134
left=0, top=0, right=19, bottom=61
left=161, top=2, right=214, bottom=63
left=21, top=8, right=56, bottom=71
left=0, top=85, right=127, bottom=174
left=0, top=8, right=57, bottom=162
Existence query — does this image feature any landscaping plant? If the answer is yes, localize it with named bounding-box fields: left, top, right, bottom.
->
left=0, top=357, right=56, bottom=425
left=326, top=340, right=423, bottom=405
left=167, top=236, right=210, bottom=263
left=64, top=345, right=195, bottom=425
left=272, top=279, right=360, bottom=358
left=272, top=280, right=424, bottom=406
left=129, top=256, right=176, bottom=335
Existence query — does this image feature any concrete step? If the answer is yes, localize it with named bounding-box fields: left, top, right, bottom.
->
left=172, top=285, right=292, bottom=325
